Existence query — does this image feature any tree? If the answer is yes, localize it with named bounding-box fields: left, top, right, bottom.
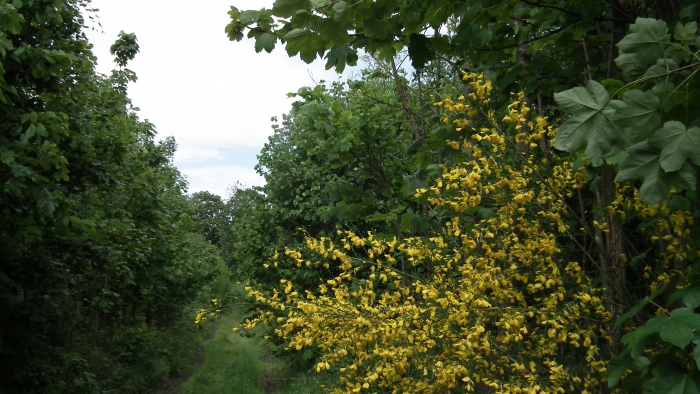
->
left=229, top=67, right=430, bottom=296
left=110, top=30, right=139, bottom=68
left=0, top=2, right=225, bottom=391
left=188, top=190, right=230, bottom=246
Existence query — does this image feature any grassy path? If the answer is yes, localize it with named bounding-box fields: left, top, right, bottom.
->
left=174, top=307, right=326, bottom=394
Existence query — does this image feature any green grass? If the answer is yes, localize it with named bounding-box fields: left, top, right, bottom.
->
left=175, top=304, right=328, bottom=394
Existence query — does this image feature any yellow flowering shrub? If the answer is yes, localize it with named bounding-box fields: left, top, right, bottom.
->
left=609, top=184, right=696, bottom=295
left=240, top=73, right=618, bottom=393
left=194, top=298, right=222, bottom=327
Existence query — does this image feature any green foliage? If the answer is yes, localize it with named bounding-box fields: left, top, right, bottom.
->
left=176, top=292, right=330, bottom=394
left=0, top=1, right=227, bottom=392
left=267, top=75, right=412, bottom=232
left=226, top=1, right=700, bottom=392
left=607, top=304, right=700, bottom=392
left=109, top=31, right=139, bottom=68
left=613, top=89, right=661, bottom=143
left=187, top=191, right=231, bottom=247
left=649, top=121, right=700, bottom=172
left=624, top=308, right=700, bottom=349
left=606, top=272, right=700, bottom=392
left=553, top=80, right=624, bottom=165
left=227, top=0, right=617, bottom=106
left=554, top=17, right=700, bottom=204
left=616, top=18, right=671, bottom=79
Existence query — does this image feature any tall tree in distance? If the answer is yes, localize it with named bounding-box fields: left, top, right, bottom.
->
left=188, top=190, right=229, bottom=247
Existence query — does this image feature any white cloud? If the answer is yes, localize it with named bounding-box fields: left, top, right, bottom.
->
left=181, top=165, right=265, bottom=198
left=174, top=147, right=226, bottom=164
left=83, top=0, right=356, bottom=196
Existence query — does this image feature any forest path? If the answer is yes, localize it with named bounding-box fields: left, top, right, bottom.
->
left=171, top=304, right=325, bottom=394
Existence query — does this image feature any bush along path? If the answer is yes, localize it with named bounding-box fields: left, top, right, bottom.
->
left=172, top=298, right=327, bottom=394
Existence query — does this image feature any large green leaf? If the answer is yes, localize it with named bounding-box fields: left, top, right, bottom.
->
left=615, top=18, right=670, bottom=78
left=284, top=29, right=325, bottom=63
left=659, top=319, right=695, bottom=349
left=36, top=193, right=56, bottom=215
left=272, top=0, right=311, bottom=18
left=452, top=20, right=490, bottom=53
left=628, top=308, right=700, bottom=349
left=616, top=284, right=667, bottom=328
left=406, top=136, right=425, bottom=156
left=666, top=42, right=692, bottom=64
left=605, top=350, right=651, bottom=393
left=225, top=10, right=246, bottom=42
left=254, top=33, right=277, bottom=53
left=644, top=374, right=700, bottom=394
left=622, top=315, right=667, bottom=345
left=400, top=212, right=413, bottom=233
left=332, top=1, right=347, bottom=14
left=402, top=0, right=426, bottom=24
left=673, top=161, right=698, bottom=191
left=364, top=20, right=390, bottom=38
left=669, top=308, right=700, bottom=328
left=406, top=178, right=428, bottom=196
left=681, top=4, right=700, bottom=21
left=621, top=356, right=653, bottom=392
left=324, top=46, right=357, bottom=72
left=316, top=19, right=350, bottom=46
left=650, top=81, right=684, bottom=113
left=310, top=0, right=329, bottom=7
left=674, top=22, right=698, bottom=46
left=643, top=58, right=679, bottom=81
left=555, top=80, right=613, bottom=116
left=0, top=34, right=13, bottom=57
left=613, top=89, right=661, bottom=143
left=616, top=52, right=648, bottom=79
left=407, top=33, right=434, bottom=71
left=649, top=121, right=700, bottom=172
left=607, top=349, right=634, bottom=387
left=668, top=287, right=700, bottom=309
left=239, top=10, right=262, bottom=24
left=553, top=80, right=624, bottom=165
left=622, top=314, right=668, bottom=359
left=620, top=309, right=700, bottom=371
left=617, top=140, right=697, bottom=204
left=616, top=141, right=667, bottom=204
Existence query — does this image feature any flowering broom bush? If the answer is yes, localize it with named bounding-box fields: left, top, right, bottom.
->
left=237, top=74, right=613, bottom=393
left=239, top=73, right=699, bottom=393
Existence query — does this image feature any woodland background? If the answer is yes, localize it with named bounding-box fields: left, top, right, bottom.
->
left=1, top=0, right=700, bottom=393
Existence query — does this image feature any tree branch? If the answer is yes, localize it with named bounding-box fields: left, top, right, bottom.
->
left=479, top=21, right=580, bottom=52
left=518, top=0, right=582, bottom=17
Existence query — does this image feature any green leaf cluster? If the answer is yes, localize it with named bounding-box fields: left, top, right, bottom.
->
left=110, top=30, right=139, bottom=68
left=554, top=17, right=700, bottom=204
left=608, top=287, right=700, bottom=393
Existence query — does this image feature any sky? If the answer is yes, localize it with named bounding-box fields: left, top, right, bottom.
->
left=83, top=0, right=357, bottom=197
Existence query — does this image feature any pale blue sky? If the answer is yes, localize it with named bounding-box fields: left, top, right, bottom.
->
left=84, top=0, right=356, bottom=197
